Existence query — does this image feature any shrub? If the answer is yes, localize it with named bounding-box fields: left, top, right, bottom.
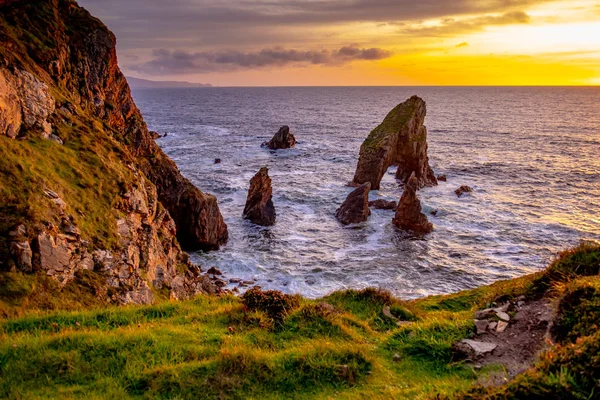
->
left=241, top=287, right=300, bottom=324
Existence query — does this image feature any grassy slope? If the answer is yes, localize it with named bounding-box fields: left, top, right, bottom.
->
left=1, top=243, right=598, bottom=399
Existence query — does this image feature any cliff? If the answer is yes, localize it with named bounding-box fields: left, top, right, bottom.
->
left=0, top=0, right=226, bottom=304
left=351, top=96, right=437, bottom=190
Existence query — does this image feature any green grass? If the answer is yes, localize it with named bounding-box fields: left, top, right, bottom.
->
left=360, top=97, right=419, bottom=153
left=1, top=243, right=598, bottom=399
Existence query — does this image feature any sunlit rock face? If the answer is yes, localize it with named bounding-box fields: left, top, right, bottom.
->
left=0, top=0, right=225, bottom=303
left=352, top=95, right=437, bottom=190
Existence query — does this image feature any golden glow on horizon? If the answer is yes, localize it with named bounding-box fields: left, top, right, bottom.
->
left=124, top=0, right=600, bottom=86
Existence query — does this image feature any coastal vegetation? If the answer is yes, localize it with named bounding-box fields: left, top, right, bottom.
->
left=1, top=243, right=598, bottom=399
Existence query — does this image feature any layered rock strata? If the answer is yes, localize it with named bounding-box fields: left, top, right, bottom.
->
left=0, top=0, right=225, bottom=303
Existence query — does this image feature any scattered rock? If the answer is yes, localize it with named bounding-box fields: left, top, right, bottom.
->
left=44, top=188, right=60, bottom=199
left=351, top=96, right=437, bottom=190
left=392, top=173, right=433, bottom=234
left=368, top=199, right=397, bottom=210
left=10, top=241, right=33, bottom=272
left=455, top=185, right=473, bottom=197
left=430, top=209, right=438, bottom=216
left=214, top=158, right=221, bottom=164
left=496, top=311, right=510, bottom=322
left=461, top=339, right=497, bottom=355
left=488, top=321, right=498, bottom=331
left=496, top=320, right=509, bottom=333
left=393, top=353, right=402, bottom=362
left=49, top=133, right=63, bottom=144
left=149, top=131, right=161, bottom=139
left=243, top=167, right=276, bottom=226
left=476, top=308, right=496, bottom=319
left=8, top=224, right=26, bottom=238
left=437, top=174, right=447, bottom=182
left=474, top=319, right=489, bottom=335
left=207, top=267, right=222, bottom=276
left=336, top=183, right=371, bottom=225
left=229, top=278, right=242, bottom=284
left=262, top=125, right=296, bottom=149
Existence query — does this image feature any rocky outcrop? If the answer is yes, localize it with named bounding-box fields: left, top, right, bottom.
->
left=7, top=176, right=219, bottom=303
left=262, top=126, right=296, bottom=150
left=351, top=96, right=437, bottom=190
left=368, top=199, right=398, bottom=211
left=392, top=173, right=433, bottom=234
left=0, top=68, right=55, bottom=138
left=336, top=183, right=371, bottom=225
left=243, top=167, right=276, bottom=226
left=0, top=0, right=225, bottom=303
left=0, top=0, right=227, bottom=251
left=455, top=185, right=473, bottom=198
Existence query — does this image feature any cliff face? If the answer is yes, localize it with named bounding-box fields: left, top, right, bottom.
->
left=351, top=96, right=437, bottom=190
left=0, top=0, right=225, bottom=303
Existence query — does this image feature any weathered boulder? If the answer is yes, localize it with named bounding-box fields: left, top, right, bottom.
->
left=336, top=183, right=371, bottom=225
left=455, top=185, right=473, bottom=197
left=262, top=125, right=296, bottom=150
left=351, top=96, right=437, bottom=190
left=368, top=199, right=397, bottom=210
left=243, top=167, right=276, bottom=226
left=392, top=173, right=433, bottom=234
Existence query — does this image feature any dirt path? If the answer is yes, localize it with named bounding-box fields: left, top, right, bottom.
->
left=454, top=298, right=555, bottom=385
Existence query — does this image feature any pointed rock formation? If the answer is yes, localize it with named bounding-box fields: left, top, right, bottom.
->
left=351, top=96, right=437, bottom=190
left=393, top=173, right=433, bottom=234
left=243, top=167, right=276, bottom=226
left=263, top=125, right=296, bottom=149
left=336, top=183, right=371, bottom=225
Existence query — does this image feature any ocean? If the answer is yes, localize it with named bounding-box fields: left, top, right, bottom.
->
left=132, top=86, right=600, bottom=299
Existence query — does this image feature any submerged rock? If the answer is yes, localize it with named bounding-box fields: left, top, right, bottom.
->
left=368, top=199, right=398, bottom=211
left=455, top=185, right=473, bottom=197
left=392, top=173, right=433, bottom=234
left=437, top=174, right=447, bottom=182
left=351, top=96, right=437, bottom=190
left=262, top=125, right=296, bottom=150
left=243, top=167, right=276, bottom=226
left=336, top=183, right=371, bottom=225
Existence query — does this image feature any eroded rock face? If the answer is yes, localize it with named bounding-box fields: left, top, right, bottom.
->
left=352, top=96, right=437, bottom=190
left=263, top=126, right=296, bottom=150
left=392, top=173, right=433, bottom=234
left=0, top=67, right=55, bottom=138
left=336, top=183, right=371, bottom=225
left=243, top=167, right=276, bottom=226
left=0, top=1, right=227, bottom=251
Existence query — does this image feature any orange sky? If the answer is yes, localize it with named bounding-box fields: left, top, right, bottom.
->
left=79, top=0, right=600, bottom=86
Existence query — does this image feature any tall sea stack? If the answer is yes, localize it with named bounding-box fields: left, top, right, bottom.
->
left=351, top=96, right=437, bottom=190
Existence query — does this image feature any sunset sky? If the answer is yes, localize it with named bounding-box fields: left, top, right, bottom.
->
left=78, top=0, right=600, bottom=86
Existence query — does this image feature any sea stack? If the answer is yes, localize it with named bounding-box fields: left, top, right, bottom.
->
left=263, top=125, right=296, bottom=149
left=336, top=183, right=371, bottom=225
left=243, top=167, right=276, bottom=226
left=393, top=173, right=433, bottom=234
left=351, top=96, right=437, bottom=190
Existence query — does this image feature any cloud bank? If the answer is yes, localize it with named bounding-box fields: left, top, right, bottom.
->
left=130, top=45, right=393, bottom=74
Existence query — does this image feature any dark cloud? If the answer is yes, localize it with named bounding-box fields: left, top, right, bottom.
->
left=130, top=45, right=393, bottom=74
left=403, top=11, right=531, bottom=36
left=78, top=0, right=551, bottom=50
